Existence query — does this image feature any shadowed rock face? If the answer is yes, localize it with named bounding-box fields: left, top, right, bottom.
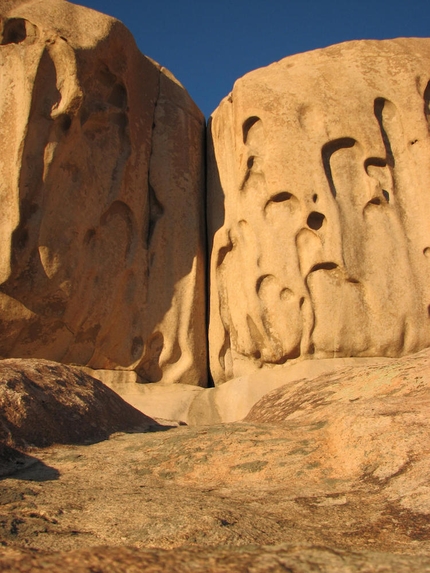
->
left=208, top=39, right=430, bottom=384
left=0, top=358, right=156, bottom=454
left=0, top=0, right=207, bottom=385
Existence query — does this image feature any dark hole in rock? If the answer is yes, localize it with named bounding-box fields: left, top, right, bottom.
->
left=59, top=114, right=72, bottom=132
left=109, top=83, right=127, bottom=109
left=242, top=116, right=260, bottom=143
left=368, top=197, right=381, bottom=206
left=271, top=191, right=292, bottom=203
left=83, top=229, right=96, bottom=245
left=310, top=262, right=338, bottom=272
left=307, top=211, right=325, bottom=230
left=1, top=19, right=27, bottom=44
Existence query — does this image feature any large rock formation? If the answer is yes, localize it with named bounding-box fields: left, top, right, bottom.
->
left=208, top=39, right=430, bottom=384
left=0, top=0, right=206, bottom=385
left=1, top=12, right=430, bottom=569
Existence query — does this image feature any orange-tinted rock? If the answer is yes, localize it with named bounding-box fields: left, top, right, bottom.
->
left=0, top=0, right=206, bottom=385
left=1, top=351, right=430, bottom=562
left=208, top=39, right=430, bottom=384
left=1, top=545, right=429, bottom=573
left=245, top=347, right=430, bottom=510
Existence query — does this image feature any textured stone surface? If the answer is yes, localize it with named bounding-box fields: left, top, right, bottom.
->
left=245, top=346, right=430, bottom=509
left=1, top=349, right=430, bottom=563
left=84, top=355, right=395, bottom=425
left=208, top=38, right=430, bottom=384
left=84, top=350, right=427, bottom=427
left=0, top=359, right=156, bottom=458
left=186, top=354, right=392, bottom=424
left=1, top=545, right=430, bottom=573
left=0, top=0, right=206, bottom=385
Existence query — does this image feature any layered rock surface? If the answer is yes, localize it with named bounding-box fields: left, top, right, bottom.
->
left=208, top=38, right=430, bottom=384
left=0, top=0, right=206, bottom=385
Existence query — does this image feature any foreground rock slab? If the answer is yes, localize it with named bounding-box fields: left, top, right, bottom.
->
left=0, top=0, right=206, bottom=385
left=2, top=423, right=430, bottom=552
left=1, top=349, right=430, bottom=569
left=1, top=544, right=430, bottom=573
left=2, top=345, right=430, bottom=560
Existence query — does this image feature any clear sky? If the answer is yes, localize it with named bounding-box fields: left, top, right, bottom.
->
left=75, top=0, right=430, bottom=118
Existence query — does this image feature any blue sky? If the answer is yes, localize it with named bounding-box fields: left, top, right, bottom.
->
left=75, top=0, right=430, bottom=117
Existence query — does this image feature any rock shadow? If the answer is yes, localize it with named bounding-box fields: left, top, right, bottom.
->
left=0, top=444, right=59, bottom=482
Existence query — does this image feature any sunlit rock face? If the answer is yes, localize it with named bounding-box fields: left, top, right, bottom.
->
left=0, top=0, right=207, bottom=385
left=208, top=39, right=430, bottom=384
